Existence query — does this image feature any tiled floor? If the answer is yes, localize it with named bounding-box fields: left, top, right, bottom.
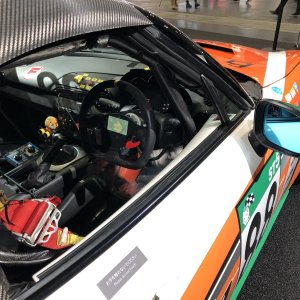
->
left=131, top=0, right=300, bottom=45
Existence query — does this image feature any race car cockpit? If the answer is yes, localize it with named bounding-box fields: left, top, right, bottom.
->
left=0, top=46, right=192, bottom=273
left=0, top=35, right=236, bottom=294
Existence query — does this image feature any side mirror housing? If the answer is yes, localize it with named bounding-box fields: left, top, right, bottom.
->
left=254, top=99, right=300, bottom=157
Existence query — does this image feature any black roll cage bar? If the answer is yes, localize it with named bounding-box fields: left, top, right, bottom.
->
left=109, top=26, right=252, bottom=136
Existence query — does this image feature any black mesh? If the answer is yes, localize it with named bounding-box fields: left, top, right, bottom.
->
left=0, top=0, right=152, bottom=67
left=0, top=246, right=60, bottom=266
left=0, top=266, right=10, bottom=300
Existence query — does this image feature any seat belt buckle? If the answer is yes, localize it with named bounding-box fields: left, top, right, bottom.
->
left=14, top=199, right=61, bottom=247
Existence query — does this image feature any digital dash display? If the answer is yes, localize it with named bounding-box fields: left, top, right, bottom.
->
left=107, top=116, right=128, bottom=135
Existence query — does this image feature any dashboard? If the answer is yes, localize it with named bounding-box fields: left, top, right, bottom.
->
left=0, top=48, right=184, bottom=151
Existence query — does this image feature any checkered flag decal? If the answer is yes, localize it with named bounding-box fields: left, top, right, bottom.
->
left=245, top=193, right=255, bottom=207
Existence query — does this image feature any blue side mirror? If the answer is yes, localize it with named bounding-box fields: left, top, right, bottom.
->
left=254, top=99, right=300, bottom=157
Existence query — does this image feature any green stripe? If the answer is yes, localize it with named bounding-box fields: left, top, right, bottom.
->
left=237, top=152, right=280, bottom=232
left=231, top=189, right=290, bottom=300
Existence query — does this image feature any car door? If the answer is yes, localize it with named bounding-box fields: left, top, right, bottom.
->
left=41, top=68, right=299, bottom=300
left=21, top=26, right=298, bottom=299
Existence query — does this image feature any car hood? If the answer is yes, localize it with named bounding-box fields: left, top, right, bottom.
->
left=196, top=40, right=300, bottom=87
left=0, top=0, right=152, bottom=68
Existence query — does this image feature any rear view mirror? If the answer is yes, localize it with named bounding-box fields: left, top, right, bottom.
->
left=254, top=99, right=300, bottom=157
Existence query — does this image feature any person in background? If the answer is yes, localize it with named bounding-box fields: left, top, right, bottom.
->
left=270, top=0, right=300, bottom=16
left=171, top=0, right=178, bottom=10
left=186, top=0, right=200, bottom=8
left=270, top=0, right=288, bottom=15
left=294, top=0, right=300, bottom=15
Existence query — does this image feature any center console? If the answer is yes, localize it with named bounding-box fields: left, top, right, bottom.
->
left=0, top=141, right=88, bottom=200
left=5, top=142, right=42, bottom=167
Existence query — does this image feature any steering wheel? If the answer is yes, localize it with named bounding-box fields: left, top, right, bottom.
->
left=79, top=80, right=156, bottom=169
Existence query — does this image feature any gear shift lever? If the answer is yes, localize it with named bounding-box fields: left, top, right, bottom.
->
left=42, top=136, right=66, bottom=164
left=23, top=136, right=66, bottom=189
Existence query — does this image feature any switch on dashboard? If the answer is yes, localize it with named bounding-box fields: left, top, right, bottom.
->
left=26, top=146, right=36, bottom=154
left=14, top=153, right=23, bottom=162
left=5, top=142, right=41, bottom=167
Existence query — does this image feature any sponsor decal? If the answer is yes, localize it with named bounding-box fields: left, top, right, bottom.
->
left=285, top=93, right=292, bottom=103
left=242, top=193, right=255, bottom=225
left=293, top=82, right=298, bottom=92
left=98, top=247, right=147, bottom=300
left=284, top=82, right=298, bottom=103
left=237, top=152, right=280, bottom=276
left=271, top=86, right=283, bottom=95
left=23, top=66, right=43, bottom=80
left=74, top=73, right=104, bottom=91
left=202, top=152, right=298, bottom=300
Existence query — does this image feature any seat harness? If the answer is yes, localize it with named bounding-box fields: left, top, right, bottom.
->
left=0, top=193, right=83, bottom=250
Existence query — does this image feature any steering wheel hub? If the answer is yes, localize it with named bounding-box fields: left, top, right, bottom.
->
left=79, top=80, right=156, bottom=169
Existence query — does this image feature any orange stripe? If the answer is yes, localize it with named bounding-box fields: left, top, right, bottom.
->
left=182, top=151, right=296, bottom=299
left=181, top=209, right=239, bottom=300
left=181, top=150, right=274, bottom=300
left=216, top=258, right=240, bottom=300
